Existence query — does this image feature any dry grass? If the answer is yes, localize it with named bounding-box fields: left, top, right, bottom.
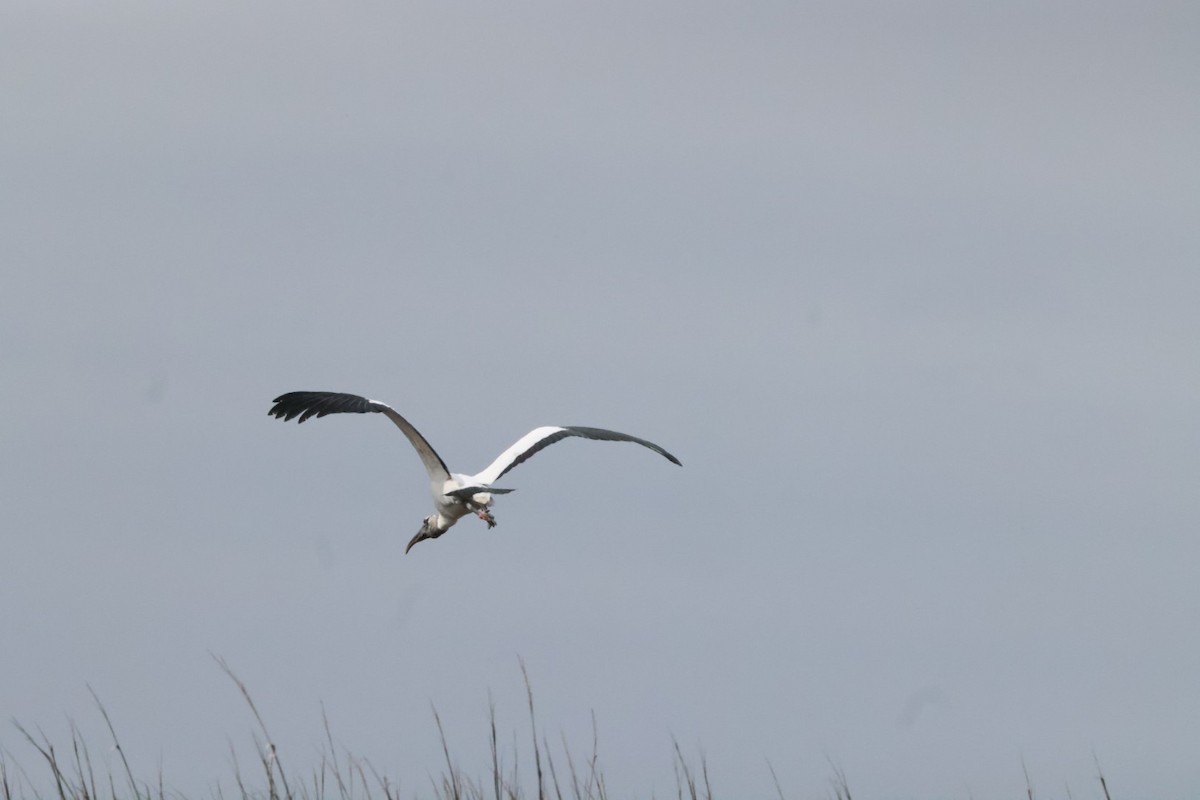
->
left=1, top=663, right=1117, bottom=800
left=1, top=659, right=637, bottom=800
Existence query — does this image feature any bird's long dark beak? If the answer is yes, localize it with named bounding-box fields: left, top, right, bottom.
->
left=406, top=529, right=429, bottom=554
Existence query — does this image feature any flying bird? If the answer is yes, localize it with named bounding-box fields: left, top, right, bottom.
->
left=268, top=391, right=681, bottom=552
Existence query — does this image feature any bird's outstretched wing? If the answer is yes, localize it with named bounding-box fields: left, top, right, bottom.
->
left=269, top=391, right=451, bottom=483
left=470, top=426, right=681, bottom=485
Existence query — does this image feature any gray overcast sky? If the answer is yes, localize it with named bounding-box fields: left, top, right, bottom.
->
left=2, top=2, right=1198, bottom=798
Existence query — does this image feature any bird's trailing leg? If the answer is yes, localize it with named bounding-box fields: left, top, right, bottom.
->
left=465, top=498, right=497, bottom=528
left=445, top=487, right=510, bottom=530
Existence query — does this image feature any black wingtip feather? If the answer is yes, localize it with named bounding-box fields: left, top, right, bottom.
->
left=564, top=426, right=682, bottom=467
left=268, top=391, right=377, bottom=423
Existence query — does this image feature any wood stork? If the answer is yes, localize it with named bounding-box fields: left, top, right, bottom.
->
left=268, top=391, right=681, bottom=552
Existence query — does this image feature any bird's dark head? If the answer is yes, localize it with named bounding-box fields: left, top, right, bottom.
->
left=406, top=515, right=443, bottom=554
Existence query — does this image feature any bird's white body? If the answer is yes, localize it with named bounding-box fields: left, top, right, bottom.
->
left=269, top=391, right=680, bottom=552
left=431, top=475, right=493, bottom=530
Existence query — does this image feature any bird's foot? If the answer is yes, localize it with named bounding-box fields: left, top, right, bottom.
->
left=477, top=509, right=497, bottom=529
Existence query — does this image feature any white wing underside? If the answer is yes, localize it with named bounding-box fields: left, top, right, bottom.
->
left=469, top=426, right=566, bottom=486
